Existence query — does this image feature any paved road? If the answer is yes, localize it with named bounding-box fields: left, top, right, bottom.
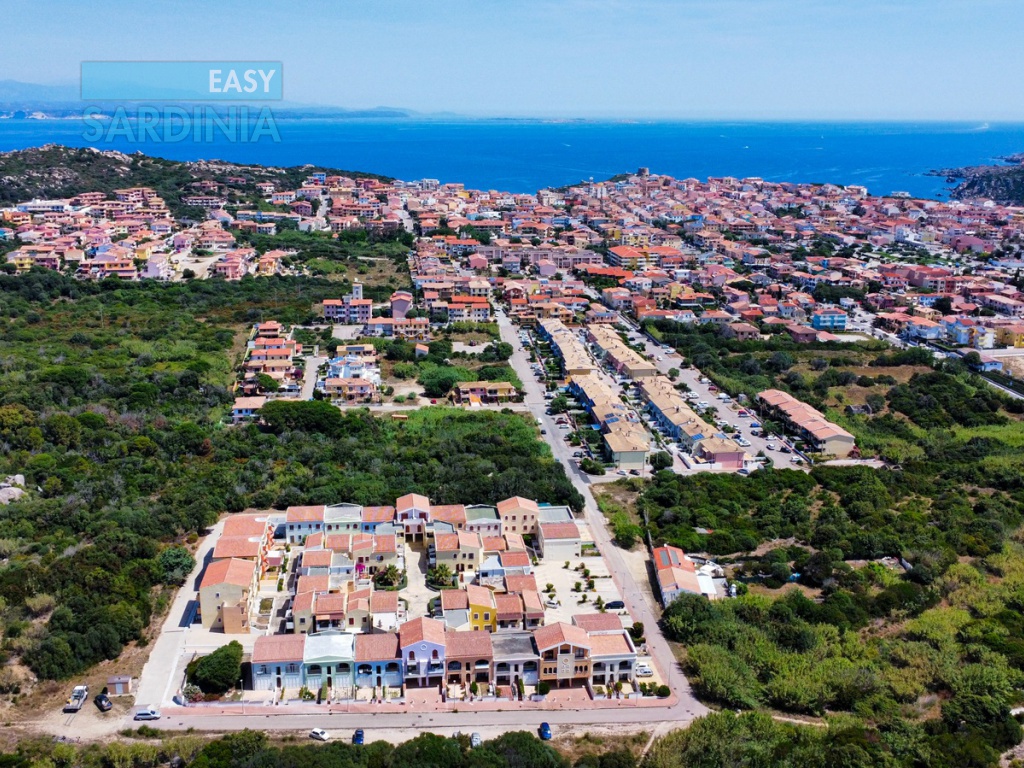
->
left=149, top=706, right=697, bottom=734
left=616, top=317, right=804, bottom=470
left=494, top=309, right=709, bottom=725
left=134, top=519, right=227, bottom=709
left=300, top=354, right=327, bottom=400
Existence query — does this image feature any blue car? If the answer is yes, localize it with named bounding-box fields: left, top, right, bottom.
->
left=353, top=730, right=365, bottom=745
left=539, top=722, right=552, bottom=741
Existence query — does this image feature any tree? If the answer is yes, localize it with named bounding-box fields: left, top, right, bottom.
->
left=256, top=373, right=279, bottom=392
left=428, top=564, right=455, bottom=588
left=766, top=351, right=795, bottom=372
left=667, top=367, right=680, bottom=381
left=191, top=640, right=243, bottom=694
left=650, top=451, right=673, bottom=471
left=375, top=564, right=402, bottom=588
left=159, top=546, right=196, bottom=585
left=549, top=394, right=569, bottom=414
left=259, top=399, right=345, bottom=436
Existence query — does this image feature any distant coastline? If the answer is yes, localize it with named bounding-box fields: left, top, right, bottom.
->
left=1, top=118, right=1024, bottom=199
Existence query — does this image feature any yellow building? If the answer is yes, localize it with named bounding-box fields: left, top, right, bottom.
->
left=466, top=584, right=497, bottom=632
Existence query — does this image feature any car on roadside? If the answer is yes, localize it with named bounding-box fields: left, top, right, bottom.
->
left=616, top=469, right=627, bottom=476
left=352, top=729, right=364, bottom=745
left=629, top=469, right=640, bottom=476
left=134, top=708, right=161, bottom=721
left=780, top=445, right=792, bottom=454
left=766, top=443, right=777, bottom=450
left=539, top=723, right=552, bottom=741
left=94, top=693, right=113, bottom=712
left=309, top=728, right=330, bottom=741
left=605, top=600, right=625, bottom=610
left=540, top=429, right=547, bottom=435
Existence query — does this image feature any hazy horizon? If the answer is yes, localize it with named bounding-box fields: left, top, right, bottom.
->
left=4, top=1, right=1024, bottom=121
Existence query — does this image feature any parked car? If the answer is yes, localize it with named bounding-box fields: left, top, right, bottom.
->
left=470, top=733, right=483, bottom=748
left=93, top=693, right=112, bottom=712
left=309, top=728, right=331, bottom=742
left=628, top=469, right=640, bottom=476
left=780, top=445, right=792, bottom=454
left=540, top=429, right=547, bottom=435
left=635, top=665, right=654, bottom=678
left=545, top=598, right=559, bottom=608
left=539, top=723, right=553, bottom=741
left=738, top=468, right=750, bottom=476
left=134, top=709, right=161, bottom=721
left=352, top=729, right=364, bottom=745
left=605, top=600, right=625, bottom=610
left=430, top=399, right=437, bottom=404
left=766, top=443, right=777, bottom=450
left=616, top=469, right=627, bottom=476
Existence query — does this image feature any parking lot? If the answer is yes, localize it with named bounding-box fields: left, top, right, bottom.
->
left=532, top=544, right=630, bottom=627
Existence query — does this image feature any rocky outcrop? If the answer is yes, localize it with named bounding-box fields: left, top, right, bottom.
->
left=0, top=474, right=26, bottom=505
left=930, top=154, right=1024, bottom=204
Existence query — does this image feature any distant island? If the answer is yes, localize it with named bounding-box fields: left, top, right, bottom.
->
left=930, top=152, right=1024, bottom=204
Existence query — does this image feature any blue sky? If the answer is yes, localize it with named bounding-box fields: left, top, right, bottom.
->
left=4, top=0, right=1024, bottom=119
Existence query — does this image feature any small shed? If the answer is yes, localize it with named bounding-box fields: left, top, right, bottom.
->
left=107, top=675, right=134, bottom=696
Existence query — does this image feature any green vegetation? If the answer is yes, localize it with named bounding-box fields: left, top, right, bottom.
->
left=189, top=640, right=243, bottom=694
left=643, top=709, right=1003, bottom=768
left=0, top=730, right=584, bottom=768
left=0, top=145, right=393, bottom=217
left=0, top=271, right=580, bottom=682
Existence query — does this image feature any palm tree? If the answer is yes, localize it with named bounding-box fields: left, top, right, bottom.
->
left=375, top=564, right=402, bottom=588
left=428, top=563, right=454, bottom=588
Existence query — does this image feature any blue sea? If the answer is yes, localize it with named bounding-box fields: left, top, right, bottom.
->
left=0, top=118, right=1022, bottom=199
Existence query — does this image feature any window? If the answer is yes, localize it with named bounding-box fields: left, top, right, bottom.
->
left=473, top=613, right=479, bottom=621
left=256, top=665, right=268, bottom=675
left=484, top=613, right=490, bottom=621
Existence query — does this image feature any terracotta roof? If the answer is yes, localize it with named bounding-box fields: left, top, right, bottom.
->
left=482, top=536, right=507, bottom=552
left=362, top=505, right=396, bottom=523
left=296, top=575, right=330, bottom=594
left=500, top=551, right=531, bottom=568
left=301, top=550, right=333, bottom=568
left=533, top=621, right=590, bottom=651
left=495, top=593, right=523, bottom=619
left=222, top=514, right=271, bottom=537
left=466, top=584, right=494, bottom=607
left=200, top=557, right=255, bottom=590
left=399, top=616, right=446, bottom=647
left=286, top=505, right=325, bottom=523
left=441, top=589, right=469, bottom=611
left=505, top=574, right=538, bottom=594
left=435, top=533, right=460, bottom=552
left=444, top=630, right=493, bottom=659
left=396, top=493, right=430, bottom=511
left=314, top=593, right=347, bottom=614
left=212, top=536, right=262, bottom=560
left=431, top=504, right=467, bottom=524
left=540, top=522, right=581, bottom=540
left=355, top=632, right=400, bottom=662
left=370, top=591, right=399, bottom=613
left=573, top=613, right=625, bottom=633
left=497, top=496, right=540, bottom=515
left=252, top=633, right=306, bottom=664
